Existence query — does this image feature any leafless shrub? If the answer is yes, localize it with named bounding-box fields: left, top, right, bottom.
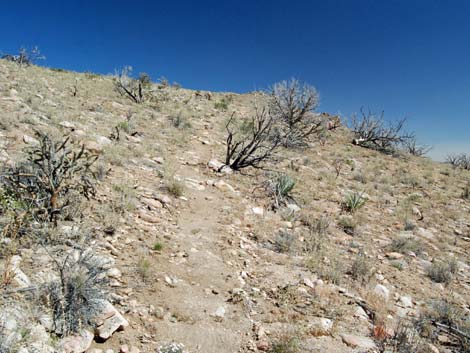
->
left=446, top=153, right=470, bottom=170
left=419, top=300, right=470, bottom=353
left=269, top=78, right=322, bottom=147
left=1, top=46, right=45, bottom=66
left=1, top=131, right=97, bottom=224
left=224, top=108, right=282, bottom=170
left=44, top=246, right=109, bottom=336
left=350, top=108, right=414, bottom=153
left=114, top=66, right=150, bottom=103
left=402, top=138, right=432, bottom=157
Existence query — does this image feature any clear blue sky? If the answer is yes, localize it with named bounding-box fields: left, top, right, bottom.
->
left=1, top=0, right=469, bottom=159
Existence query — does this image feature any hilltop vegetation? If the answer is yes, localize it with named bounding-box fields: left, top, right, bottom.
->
left=0, top=58, right=468, bottom=353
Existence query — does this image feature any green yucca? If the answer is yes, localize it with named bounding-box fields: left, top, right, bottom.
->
left=276, top=174, right=296, bottom=199
left=343, top=192, right=367, bottom=213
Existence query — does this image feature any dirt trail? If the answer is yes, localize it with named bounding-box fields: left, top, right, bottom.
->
left=101, top=158, right=253, bottom=352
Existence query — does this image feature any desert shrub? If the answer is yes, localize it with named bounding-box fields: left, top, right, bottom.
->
left=337, top=215, right=357, bottom=235
left=426, top=258, right=458, bottom=285
left=1, top=132, right=96, bottom=224
left=157, top=343, right=188, bottom=353
left=112, top=182, right=137, bottom=213
left=463, top=183, right=470, bottom=200
left=0, top=327, right=19, bottom=353
left=114, top=66, right=149, bottom=103
left=270, top=332, right=301, bottom=353
left=45, top=247, right=109, bottom=336
left=302, top=215, right=330, bottom=253
left=50, top=67, right=68, bottom=73
left=214, top=97, right=232, bottom=111
left=167, top=180, right=184, bottom=197
left=391, top=260, right=404, bottom=271
left=265, top=173, right=296, bottom=208
left=401, top=138, right=432, bottom=157
left=403, top=219, right=416, bottom=231
left=163, top=163, right=185, bottom=197
left=306, top=250, right=343, bottom=285
left=342, top=192, right=367, bottom=213
left=350, top=108, right=414, bottom=153
left=446, top=153, right=470, bottom=170
left=85, top=71, right=100, bottom=79
left=269, top=78, right=322, bottom=148
left=274, top=230, right=296, bottom=254
left=224, top=108, right=282, bottom=170
left=378, top=319, right=427, bottom=353
left=137, top=256, right=151, bottom=281
left=169, top=110, right=192, bottom=129
left=1, top=46, right=45, bottom=66
left=153, top=242, right=163, bottom=251
left=419, top=300, right=470, bottom=352
left=350, top=251, right=373, bottom=284
left=389, top=237, right=423, bottom=255
left=117, top=115, right=134, bottom=134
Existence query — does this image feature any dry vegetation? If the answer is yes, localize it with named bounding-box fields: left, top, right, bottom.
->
left=0, top=58, right=468, bottom=353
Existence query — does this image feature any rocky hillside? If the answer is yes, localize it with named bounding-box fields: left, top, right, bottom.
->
left=0, top=60, right=469, bottom=353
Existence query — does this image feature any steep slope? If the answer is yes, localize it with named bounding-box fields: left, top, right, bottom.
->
left=0, top=60, right=468, bottom=353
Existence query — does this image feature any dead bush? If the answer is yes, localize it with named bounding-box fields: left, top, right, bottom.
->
left=350, top=108, right=414, bottom=153
left=401, top=138, right=432, bottom=157
left=446, top=153, right=470, bottom=170
left=114, top=66, right=150, bottom=103
left=1, top=46, right=45, bottom=66
left=224, top=108, right=282, bottom=170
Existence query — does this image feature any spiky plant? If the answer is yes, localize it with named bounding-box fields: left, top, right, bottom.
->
left=342, top=192, right=367, bottom=213
left=45, top=247, right=109, bottom=336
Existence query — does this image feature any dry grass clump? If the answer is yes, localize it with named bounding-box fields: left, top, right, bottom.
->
left=112, top=182, right=138, bottom=213
left=378, top=319, right=428, bottom=353
left=305, top=248, right=344, bottom=285
left=462, top=182, right=470, bottom=200
left=269, top=330, right=301, bottom=353
left=273, top=230, right=297, bottom=254
left=426, top=258, right=459, bottom=285
left=169, top=109, right=192, bottom=130
left=44, top=245, right=109, bottom=336
left=163, top=161, right=185, bottom=197
left=389, top=236, right=423, bottom=255
left=350, top=251, right=374, bottom=284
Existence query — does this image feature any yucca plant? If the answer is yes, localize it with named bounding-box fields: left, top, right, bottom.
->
left=266, top=173, right=296, bottom=208
left=343, top=192, right=367, bottom=213
left=276, top=174, right=295, bottom=199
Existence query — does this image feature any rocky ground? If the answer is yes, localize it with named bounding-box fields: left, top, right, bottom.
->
left=0, top=60, right=469, bottom=353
